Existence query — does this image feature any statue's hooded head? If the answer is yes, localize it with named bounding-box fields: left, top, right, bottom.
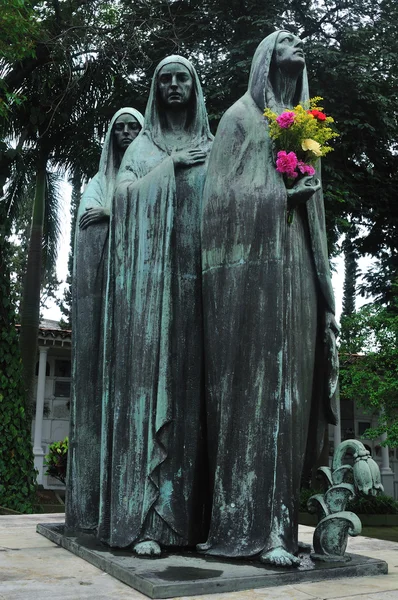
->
left=96, top=107, right=144, bottom=203
left=248, top=30, right=309, bottom=111
left=99, top=107, right=144, bottom=178
left=143, top=55, right=213, bottom=152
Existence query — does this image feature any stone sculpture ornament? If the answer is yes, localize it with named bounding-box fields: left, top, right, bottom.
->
left=309, top=440, right=384, bottom=562
left=200, top=30, right=339, bottom=568
left=97, top=56, right=213, bottom=556
left=66, top=107, right=144, bottom=532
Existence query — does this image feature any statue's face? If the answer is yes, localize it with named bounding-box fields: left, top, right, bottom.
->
left=274, top=32, right=305, bottom=75
left=157, top=63, right=193, bottom=108
left=113, top=114, right=141, bottom=152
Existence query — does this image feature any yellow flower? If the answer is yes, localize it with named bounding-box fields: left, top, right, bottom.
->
left=302, top=138, right=322, bottom=156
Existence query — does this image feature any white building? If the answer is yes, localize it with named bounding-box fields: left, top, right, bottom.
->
left=32, top=319, right=71, bottom=490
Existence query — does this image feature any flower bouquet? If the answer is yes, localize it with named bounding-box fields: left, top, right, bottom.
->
left=264, top=97, right=338, bottom=224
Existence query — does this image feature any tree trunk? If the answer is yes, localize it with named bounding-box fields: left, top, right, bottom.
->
left=19, top=150, right=48, bottom=413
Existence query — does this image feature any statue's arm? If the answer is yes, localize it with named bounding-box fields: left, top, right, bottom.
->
left=79, top=205, right=110, bottom=230
left=116, top=155, right=175, bottom=196
left=78, top=175, right=110, bottom=230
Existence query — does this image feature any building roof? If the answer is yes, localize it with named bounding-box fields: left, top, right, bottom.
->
left=16, top=319, right=72, bottom=348
left=38, top=319, right=71, bottom=346
left=40, top=319, right=71, bottom=333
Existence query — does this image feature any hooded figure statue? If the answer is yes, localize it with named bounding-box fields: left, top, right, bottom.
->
left=66, top=107, right=144, bottom=532
left=98, top=56, right=213, bottom=555
left=200, top=31, right=339, bottom=567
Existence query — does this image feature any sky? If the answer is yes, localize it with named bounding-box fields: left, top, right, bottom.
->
left=42, top=180, right=373, bottom=324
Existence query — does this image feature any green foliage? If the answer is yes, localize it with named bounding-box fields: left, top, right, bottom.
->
left=0, top=0, right=40, bottom=117
left=299, top=489, right=398, bottom=515
left=44, top=437, right=68, bottom=485
left=0, top=0, right=39, bottom=61
left=347, top=494, right=398, bottom=515
left=340, top=302, right=398, bottom=446
left=303, top=1, right=398, bottom=282
left=0, top=213, right=37, bottom=513
left=300, top=487, right=322, bottom=511
left=300, top=489, right=398, bottom=515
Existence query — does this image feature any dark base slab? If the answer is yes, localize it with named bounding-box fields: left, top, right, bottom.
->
left=37, top=523, right=388, bottom=599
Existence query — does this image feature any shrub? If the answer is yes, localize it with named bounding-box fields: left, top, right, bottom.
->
left=0, top=227, right=37, bottom=512
left=300, top=488, right=398, bottom=515
left=347, top=494, right=398, bottom=515
left=44, top=437, right=68, bottom=484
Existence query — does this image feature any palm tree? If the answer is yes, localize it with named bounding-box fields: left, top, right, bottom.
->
left=1, top=0, right=137, bottom=406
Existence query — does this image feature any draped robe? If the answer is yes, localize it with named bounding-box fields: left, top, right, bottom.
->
left=200, top=32, right=338, bottom=558
left=66, top=108, right=144, bottom=531
left=98, top=57, right=213, bottom=548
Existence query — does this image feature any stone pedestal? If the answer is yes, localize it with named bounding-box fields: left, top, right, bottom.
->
left=37, top=523, right=388, bottom=599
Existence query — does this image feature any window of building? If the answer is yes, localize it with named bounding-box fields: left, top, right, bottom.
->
left=54, top=360, right=71, bottom=378
left=54, top=380, right=71, bottom=398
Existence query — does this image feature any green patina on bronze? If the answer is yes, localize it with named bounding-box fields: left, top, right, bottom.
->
left=310, top=439, right=384, bottom=562
left=199, top=31, right=339, bottom=567
left=66, top=107, right=144, bottom=532
left=96, top=56, right=213, bottom=551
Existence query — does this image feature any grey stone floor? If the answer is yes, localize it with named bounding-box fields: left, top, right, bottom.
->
left=1, top=514, right=398, bottom=600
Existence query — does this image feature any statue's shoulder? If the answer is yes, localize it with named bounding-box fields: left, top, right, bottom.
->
left=121, top=132, right=164, bottom=171
left=217, top=93, right=255, bottom=138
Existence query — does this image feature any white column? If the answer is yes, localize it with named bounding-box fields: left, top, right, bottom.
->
left=33, top=346, right=48, bottom=485
left=380, top=432, right=395, bottom=498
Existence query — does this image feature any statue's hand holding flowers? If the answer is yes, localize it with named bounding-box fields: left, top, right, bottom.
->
left=287, top=175, right=321, bottom=210
left=264, top=97, right=338, bottom=224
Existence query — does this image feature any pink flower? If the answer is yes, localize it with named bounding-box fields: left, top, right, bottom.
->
left=276, top=111, right=295, bottom=129
left=276, top=151, right=298, bottom=179
left=297, top=161, right=315, bottom=176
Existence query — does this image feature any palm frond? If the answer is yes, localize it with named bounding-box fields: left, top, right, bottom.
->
left=4, top=146, right=36, bottom=224
left=42, top=170, right=62, bottom=276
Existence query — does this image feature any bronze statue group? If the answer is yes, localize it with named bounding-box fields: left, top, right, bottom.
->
left=66, top=31, right=339, bottom=568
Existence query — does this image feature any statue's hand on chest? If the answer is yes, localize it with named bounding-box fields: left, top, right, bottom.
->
left=171, top=148, right=207, bottom=169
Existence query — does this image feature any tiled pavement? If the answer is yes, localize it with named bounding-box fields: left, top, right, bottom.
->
left=0, top=514, right=397, bottom=600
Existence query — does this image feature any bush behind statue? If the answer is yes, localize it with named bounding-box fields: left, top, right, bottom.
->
left=44, top=437, right=68, bottom=485
left=0, top=230, right=37, bottom=513
left=300, top=488, right=398, bottom=515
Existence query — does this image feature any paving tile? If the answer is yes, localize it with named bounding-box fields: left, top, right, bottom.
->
left=0, top=516, right=395, bottom=600
left=336, top=593, right=398, bottom=600
left=295, top=573, right=398, bottom=599
left=175, top=588, right=319, bottom=600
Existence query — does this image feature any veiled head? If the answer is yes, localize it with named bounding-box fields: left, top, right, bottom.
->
left=98, top=107, right=144, bottom=180
left=143, top=55, right=213, bottom=151
left=113, top=113, right=142, bottom=153
left=248, top=30, right=309, bottom=111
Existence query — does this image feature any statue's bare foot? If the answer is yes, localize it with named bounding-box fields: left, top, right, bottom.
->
left=133, top=540, right=161, bottom=556
left=260, top=547, right=301, bottom=567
